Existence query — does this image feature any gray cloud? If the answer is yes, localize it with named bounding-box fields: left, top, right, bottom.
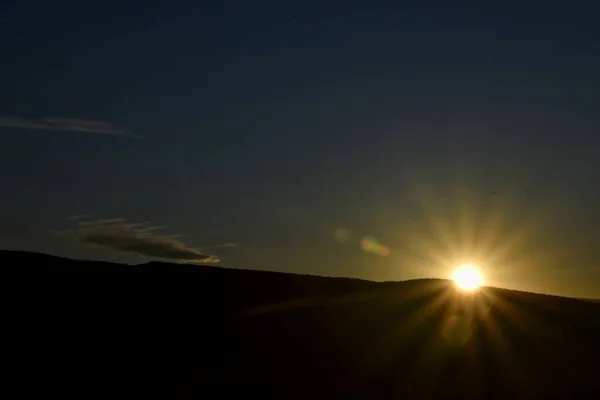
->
left=58, top=217, right=220, bottom=264
left=0, top=116, right=137, bottom=138
left=204, top=242, right=240, bottom=249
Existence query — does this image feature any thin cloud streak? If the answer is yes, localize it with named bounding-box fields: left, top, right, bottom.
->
left=0, top=116, right=138, bottom=138
left=57, top=216, right=220, bottom=264
left=204, top=242, right=241, bottom=249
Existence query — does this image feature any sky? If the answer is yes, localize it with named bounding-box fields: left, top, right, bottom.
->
left=1, top=0, right=599, bottom=297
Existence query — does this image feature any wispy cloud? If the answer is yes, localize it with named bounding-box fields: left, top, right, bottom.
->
left=204, top=242, right=240, bottom=249
left=56, top=216, right=220, bottom=264
left=0, top=116, right=137, bottom=138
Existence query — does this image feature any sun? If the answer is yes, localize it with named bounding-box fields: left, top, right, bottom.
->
left=451, top=264, right=484, bottom=291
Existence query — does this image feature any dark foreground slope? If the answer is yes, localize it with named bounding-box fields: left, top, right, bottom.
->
left=3, top=251, right=600, bottom=399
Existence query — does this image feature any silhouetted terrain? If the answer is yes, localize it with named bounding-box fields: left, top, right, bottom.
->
left=3, top=250, right=600, bottom=399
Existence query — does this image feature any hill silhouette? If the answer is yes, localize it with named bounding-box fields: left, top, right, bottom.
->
left=3, top=250, right=600, bottom=399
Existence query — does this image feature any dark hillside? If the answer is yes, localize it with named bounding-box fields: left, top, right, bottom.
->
left=3, top=251, right=600, bottom=399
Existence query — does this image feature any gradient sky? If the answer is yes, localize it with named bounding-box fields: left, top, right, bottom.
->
left=1, top=0, right=599, bottom=297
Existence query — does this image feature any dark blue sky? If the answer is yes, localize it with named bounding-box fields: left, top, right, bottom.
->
left=1, top=0, right=599, bottom=296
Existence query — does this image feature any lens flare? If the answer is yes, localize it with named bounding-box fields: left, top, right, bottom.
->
left=360, top=236, right=390, bottom=256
